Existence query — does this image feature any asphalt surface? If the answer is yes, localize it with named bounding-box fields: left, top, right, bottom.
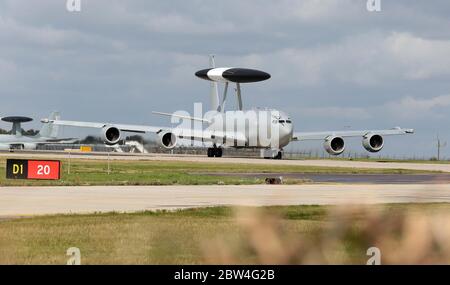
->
left=194, top=172, right=450, bottom=184
left=1, top=184, right=450, bottom=217
left=2, top=151, right=450, bottom=173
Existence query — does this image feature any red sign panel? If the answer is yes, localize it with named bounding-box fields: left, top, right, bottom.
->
left=27, top=160, right=61, bottom=180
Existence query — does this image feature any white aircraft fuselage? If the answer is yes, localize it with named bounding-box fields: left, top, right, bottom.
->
left=201, top=109, right=293, bottom=149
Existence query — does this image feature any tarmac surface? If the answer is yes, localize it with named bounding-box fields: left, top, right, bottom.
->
left=2, top=184, right=450, bottom=217
left=194, top=172, right=450, bottom=184
left=2, top=151, right=450, bottom=173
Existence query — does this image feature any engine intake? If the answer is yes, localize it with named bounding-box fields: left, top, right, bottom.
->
left=324, top=136, right=345, bottom=155
left=157, top=131, right=177, bottom=149
left=102, top=126, right=121, bottom=145
left=363, top=134, right=384, bottom=152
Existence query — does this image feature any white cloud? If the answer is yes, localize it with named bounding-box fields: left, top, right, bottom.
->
left=385, top=32, right=450, bottom=79
left=384, top=94, right=450, bottom=119
left=291, top=94, right=450, bottom=122
left=245, top=32, right=450, bottom=88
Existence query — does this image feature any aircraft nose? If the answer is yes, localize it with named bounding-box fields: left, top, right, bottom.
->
left=279, top=123, right=293, bottom=146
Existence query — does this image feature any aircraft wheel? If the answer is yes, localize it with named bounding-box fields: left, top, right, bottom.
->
left=207, top=148, right=214, bottom=157
left=215, top=148, right=223, bottom=157
left=274, top=151, right=282, bottom=160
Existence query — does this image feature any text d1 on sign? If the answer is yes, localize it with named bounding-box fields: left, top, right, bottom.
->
left=6, top=159, right=61, bottom=180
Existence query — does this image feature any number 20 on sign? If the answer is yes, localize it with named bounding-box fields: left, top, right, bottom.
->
left=6, top=159, right=61, bottom=180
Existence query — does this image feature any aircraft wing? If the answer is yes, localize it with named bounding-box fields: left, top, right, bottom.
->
left=292, top=127, right=414, bottom=141
left=47, top=120, right=163, bottom=134
left=46, top=119, right=247, bottom=145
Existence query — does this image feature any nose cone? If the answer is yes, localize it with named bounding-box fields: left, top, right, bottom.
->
left=195, top=68, right=213, bottom=81
left=222, top=68, right=271, bottom=83
left=280, top=123, right=293, bottom=146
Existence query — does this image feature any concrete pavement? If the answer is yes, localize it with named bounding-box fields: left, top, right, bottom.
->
left=1, top=184, right=450, bottom=217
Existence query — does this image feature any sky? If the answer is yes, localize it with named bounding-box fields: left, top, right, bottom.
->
left=0, top=0, right=449, bottom=158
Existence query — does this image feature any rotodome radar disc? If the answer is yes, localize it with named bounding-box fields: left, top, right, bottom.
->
left=195, top=68, right=271, bottom=83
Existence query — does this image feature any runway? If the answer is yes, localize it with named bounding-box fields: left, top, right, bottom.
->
left=2, top=184, right=450, bottom=217
left=2, top=151, right=450, bottom=173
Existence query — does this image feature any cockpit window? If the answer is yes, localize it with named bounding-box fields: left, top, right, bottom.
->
left=278, top=120, right=285, bottom=123
left=286, top=120, right=292, bottom=123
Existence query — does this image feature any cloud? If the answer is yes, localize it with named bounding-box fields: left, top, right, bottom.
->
left=384, top=94, right=450, bottom=120
left=245, top=32, right=450, bottom=88
left=0, top=58, right=17, bottom=78
left=296, top=106, right=371, bottom=120
left=385, top=32, right=450, bottom=79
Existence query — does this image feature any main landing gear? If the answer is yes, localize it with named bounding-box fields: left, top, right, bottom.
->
left=261, top=149, right=283, bottom=159
left=274, top=151, right=282, bottom=160
left=207, top=146, right=223, bottom=157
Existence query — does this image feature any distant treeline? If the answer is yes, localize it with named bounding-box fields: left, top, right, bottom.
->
left=0, top=128, right=39, bottom=136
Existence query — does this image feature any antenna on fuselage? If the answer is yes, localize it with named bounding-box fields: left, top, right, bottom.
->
left=195, top=59, right=270, bottom=112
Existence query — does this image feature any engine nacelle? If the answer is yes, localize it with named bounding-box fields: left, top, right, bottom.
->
left=363, top=133, right=384, bottom=153
left=22, top=143, right=37, bottom=150
left=157, top=131, right=177, bottom=149
left=324, top=136, right=345, bottom=155
left=102, top=126, right=121, bottom=145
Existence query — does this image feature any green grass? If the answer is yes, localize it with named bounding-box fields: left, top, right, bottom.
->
left=0, top=156, right=438, bottom=186
left=1, top=204, right=450, bottom=264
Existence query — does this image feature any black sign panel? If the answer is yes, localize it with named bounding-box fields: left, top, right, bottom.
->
left=6, top=159, right=28, bottom=179
left=6, top=159, right=61, bottom=180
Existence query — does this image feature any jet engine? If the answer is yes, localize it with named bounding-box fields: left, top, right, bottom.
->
left=324, top=136, right=345, bottom=155
left=102, top=126, right=121, bottom=145
left=157, top=131, right=177, bottom=149
left=362, top=133, right=384, bottom=153
left=22, top=143, right=37, bottom=150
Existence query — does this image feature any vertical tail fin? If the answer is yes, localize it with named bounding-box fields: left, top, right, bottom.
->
left=209, top=55, right=220, bottom=111
left=39, top=111, right=60, bottom=138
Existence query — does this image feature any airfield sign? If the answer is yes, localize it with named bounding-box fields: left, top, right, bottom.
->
left=6, top=159, right=61, bottom=180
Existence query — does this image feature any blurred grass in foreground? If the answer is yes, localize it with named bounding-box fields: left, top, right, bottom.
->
left=1, top=203, right=450, bottom=264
